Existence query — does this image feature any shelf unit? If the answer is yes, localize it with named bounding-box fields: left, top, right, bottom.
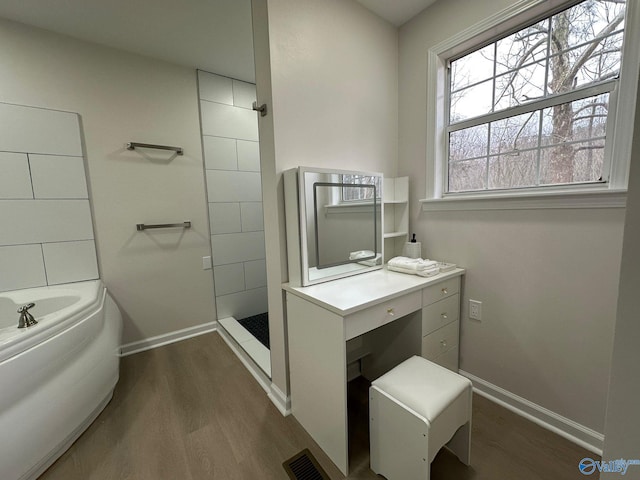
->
left=383, top=176, right=409, bottom=262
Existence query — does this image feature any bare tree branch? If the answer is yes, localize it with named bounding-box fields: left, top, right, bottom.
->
left=494, top=37, right=548, bottom=106
left=564, top=10, right=625, bottom=85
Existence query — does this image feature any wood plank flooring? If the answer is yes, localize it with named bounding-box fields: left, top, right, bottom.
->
left=39, top=332, right=598, bottom=479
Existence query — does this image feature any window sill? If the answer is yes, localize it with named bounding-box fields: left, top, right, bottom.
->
left=420, top=188, right=627, bottom=211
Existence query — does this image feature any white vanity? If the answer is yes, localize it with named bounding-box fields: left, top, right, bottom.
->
left=282, top=166, right=463, bottom=474
left=283, top=266, right=464, bottom=475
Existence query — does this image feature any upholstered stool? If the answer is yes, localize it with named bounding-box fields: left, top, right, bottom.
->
left=369, top=356, right=472, bottom=480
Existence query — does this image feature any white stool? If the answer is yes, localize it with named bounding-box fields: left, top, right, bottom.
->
left=369, top=356, right=472, bottom=480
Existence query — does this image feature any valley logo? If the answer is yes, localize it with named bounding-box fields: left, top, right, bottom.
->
left=579, top=458, right=640, bottom=476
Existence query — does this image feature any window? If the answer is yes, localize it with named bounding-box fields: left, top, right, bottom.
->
left=448, top=0, right=625, bottom=193
left=424, top=0, right=639, bottom=207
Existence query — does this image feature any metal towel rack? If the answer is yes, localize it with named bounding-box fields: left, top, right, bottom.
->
left=127, top=142, right=184, bottom=156
left=136, top=221, right=191, bottom=231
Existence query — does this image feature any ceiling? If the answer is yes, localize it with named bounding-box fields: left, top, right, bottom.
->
left=357, top=0, right=437, bottom=26
left=0, top=0, right=436, bottom=84
left=0, top=0, right=256, bottom=83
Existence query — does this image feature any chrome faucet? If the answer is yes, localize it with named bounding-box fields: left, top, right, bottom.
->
left=18, top=303, right=37, bottom=328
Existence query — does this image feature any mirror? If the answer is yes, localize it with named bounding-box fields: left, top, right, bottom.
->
left=285, top=167, right=383, bottom=286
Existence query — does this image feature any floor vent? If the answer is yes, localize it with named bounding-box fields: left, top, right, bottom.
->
left=283, top=449, right=330, bottom=480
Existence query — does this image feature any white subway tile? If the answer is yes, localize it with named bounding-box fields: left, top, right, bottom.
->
left=240, top=202, right=264, bottom=232
left=206, top=170, right=262, bottom=203
left=42, top=240, right=99, bottom=285
left=203, top=136, right=237, bottom=171
left=0, top=152, right=33, bottom=199
left=198, top=71, right=233, bottom=105
left=213, top=263, right=245, bottom=296
left=29, top=155, right=88, bottom=199
left=211, top=231, right=265, bottom=266
left=200, top=101, right=258, bottom=141
left=0, top=244, right=46, bottom=292
left=215, top=287, right=268, bottom=320
left=232, top=80, right=257, bottom=109
left=0, top=102, right=82, bottom=156
left=209, top=202, right=241, bottom=234
left=244, top=259, right=267, bottom=289
left=237, top=140, right=260, bottom=172
left=0, top=200, right=94, bottom=246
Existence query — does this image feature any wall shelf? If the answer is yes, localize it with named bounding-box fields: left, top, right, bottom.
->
left=383, top=177, right=409, bottom=262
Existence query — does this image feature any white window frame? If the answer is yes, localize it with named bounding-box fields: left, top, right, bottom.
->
left=421, top=0, right=640, bottom=210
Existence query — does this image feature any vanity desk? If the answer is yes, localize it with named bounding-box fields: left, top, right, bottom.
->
left=283, top=266, right=464, bottom=475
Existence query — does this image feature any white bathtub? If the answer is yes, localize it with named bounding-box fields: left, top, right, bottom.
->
left=0, top=280, right=122, bottom=480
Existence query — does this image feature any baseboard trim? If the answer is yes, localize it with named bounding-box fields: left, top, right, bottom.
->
left=217, top=325, right=271, bottom=395
left=268, top=383, right=291, bottom=417
left=119, top=320, right=218, bottom=356
left=459, top=370, right=604, bottom=455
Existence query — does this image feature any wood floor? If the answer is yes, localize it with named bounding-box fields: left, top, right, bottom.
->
left=39, top=332, right=598, bottom=479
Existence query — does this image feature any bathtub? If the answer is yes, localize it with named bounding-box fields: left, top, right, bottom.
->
left=0, top=280, right=122, bottom=480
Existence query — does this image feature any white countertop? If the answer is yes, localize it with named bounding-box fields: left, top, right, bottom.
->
left=283, top=267, right=465, bottom=316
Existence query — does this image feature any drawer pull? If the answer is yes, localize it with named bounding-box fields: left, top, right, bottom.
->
left=441, top=313, right=448, bottom=320
left=441, top=287, right=448, bottom=295
left=387, top=308, right=395, bottom=316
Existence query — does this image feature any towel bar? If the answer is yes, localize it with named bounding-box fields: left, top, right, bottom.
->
left=136, top=221, right=191, bottom=231
left=127, top=142, right=184, bottom=155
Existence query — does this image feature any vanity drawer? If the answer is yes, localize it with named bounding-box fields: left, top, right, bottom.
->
left=431, top=345, right=459, bottom=372
left=421, top=321, right=459, bottom=360
left=422, top=277, right=460, bottom=306
left=422, top=294, right=459, bottom=335
left=345, top=290, right=422, bottom=341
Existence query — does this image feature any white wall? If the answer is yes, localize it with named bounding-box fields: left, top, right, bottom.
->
left=0, top=18, right=215, bottom=344
left=601, top=62, right=640, bottom=474
left=399, top=0, right=625, bottom=434
left=197, top=70, right=268, bottom=320
left=252, top=0, right=398, bottom=397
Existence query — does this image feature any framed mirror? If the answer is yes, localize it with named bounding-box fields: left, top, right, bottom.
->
left=285, top=167, right=383, bottom=286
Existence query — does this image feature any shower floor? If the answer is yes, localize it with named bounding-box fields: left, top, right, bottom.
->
left=238, top=312, right=269, bottom=349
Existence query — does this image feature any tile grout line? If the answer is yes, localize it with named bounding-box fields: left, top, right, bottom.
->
left=26, top=153, right=35, bottom=199
left=40, top=243, right=49, bottom=286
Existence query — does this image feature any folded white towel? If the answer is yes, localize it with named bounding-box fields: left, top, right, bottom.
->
left=349, top=250, right=376, bottom=260
left=388, top=265, right=440, bottom=277
left=358, top=253, right=382, bottom=267
left=388, top=256, right=438, bottom=271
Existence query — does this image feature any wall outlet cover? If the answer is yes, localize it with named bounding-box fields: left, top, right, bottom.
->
left=469, top=299, right=482, bottom=321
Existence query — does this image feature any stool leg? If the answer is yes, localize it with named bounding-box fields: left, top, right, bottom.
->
left=446, top=386, right=472, bottom=466
left=446, top=420, right=471, bottom=465
left=370, top=387, right=430, bottom=480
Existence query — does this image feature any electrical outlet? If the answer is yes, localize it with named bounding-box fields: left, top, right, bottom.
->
left=469, top=299, right=482, bottom=321
left=202, top=256, right=212, bottom=270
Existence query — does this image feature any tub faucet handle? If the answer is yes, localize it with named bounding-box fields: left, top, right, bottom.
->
left=17, top=302, right=37, bottom=328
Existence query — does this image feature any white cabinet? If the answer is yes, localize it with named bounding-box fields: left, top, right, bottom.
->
left=383, top=176, right=409, bottom=262
left=284, top=268, right=464, bottom=475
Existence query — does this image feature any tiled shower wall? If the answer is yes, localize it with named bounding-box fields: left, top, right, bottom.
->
left=198, top=71, right=267, bottom=320
left=0, top=102, right=98, bottom=292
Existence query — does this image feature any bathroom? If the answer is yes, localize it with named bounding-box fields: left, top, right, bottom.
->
left=0, top=0, right=639, bottom=478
